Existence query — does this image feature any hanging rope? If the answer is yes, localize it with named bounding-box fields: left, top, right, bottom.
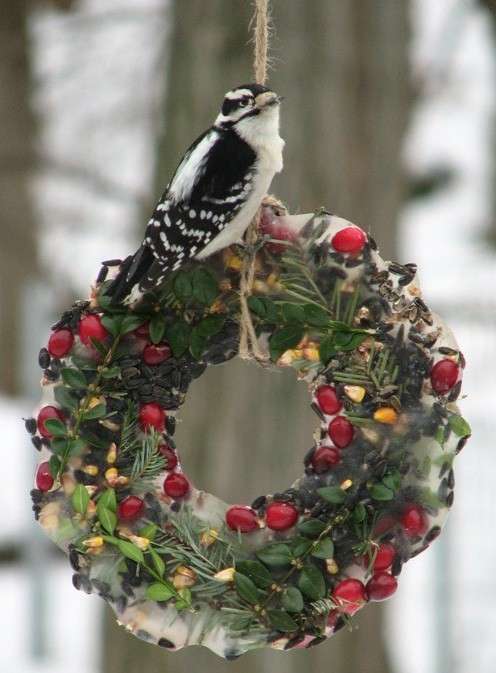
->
left=238, top=0, right=272, bottom=362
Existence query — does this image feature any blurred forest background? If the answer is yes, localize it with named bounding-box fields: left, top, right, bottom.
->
left=0, top=2, right=495, bottom=673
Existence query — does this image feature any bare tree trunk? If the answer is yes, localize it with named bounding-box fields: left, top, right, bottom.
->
left=0, top=0, right=38, bottom=396
left=103, top=2, right=410, bottom=672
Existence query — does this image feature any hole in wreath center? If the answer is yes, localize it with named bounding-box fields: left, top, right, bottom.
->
left=174, top=359, right=316, bottom=505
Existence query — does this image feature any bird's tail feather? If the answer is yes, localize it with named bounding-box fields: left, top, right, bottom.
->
left=105, top=245, right=153, bottom=304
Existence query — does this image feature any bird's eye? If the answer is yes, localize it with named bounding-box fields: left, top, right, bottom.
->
left=239, top=100, right=248, bottom=107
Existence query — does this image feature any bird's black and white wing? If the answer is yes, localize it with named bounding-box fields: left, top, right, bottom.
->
left=107, top=127, right=257, bottom=303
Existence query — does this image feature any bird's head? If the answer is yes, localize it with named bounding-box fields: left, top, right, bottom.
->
left=214, top=83, right=282, bottom=139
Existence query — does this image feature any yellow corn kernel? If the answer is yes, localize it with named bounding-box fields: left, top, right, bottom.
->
left=373, top=407, right=398, bottom=425
left=344, top=385, right=366, bottom=403
left=340, top=479, right=353, bottom=491
left=106, top=442, right=117, bottom=464
left=129, top=535, right=150, bottom=551
left=88, top=396, right=104, bottom=409
left=303, top=346, right=320, bottom=362
left=105, top=467, right=118, bottom=486
left=326, top=559, right=339, bottom=574
left=172, top=565, right=197, bottom=589
left=83, top=536, right=104, bottom=549
left=83, top=464, right=99, bottom=476
left=213, top=567, right=235, bottom=583
left=116, top=475, right=130, bottom=487
left=223, top=250, right=243, bottom=272
left=200, top=528, right=219, bottom=547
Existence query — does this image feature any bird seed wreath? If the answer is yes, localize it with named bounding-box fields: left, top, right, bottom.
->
left=28, top=205, right=470, bottom=658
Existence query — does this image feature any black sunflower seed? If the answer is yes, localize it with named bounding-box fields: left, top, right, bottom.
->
left=38, top=348, right=50, bottom=369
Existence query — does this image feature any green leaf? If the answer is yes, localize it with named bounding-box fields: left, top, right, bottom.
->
left=97, top=503, right=116, bottom=534
left=173, top=271, right=193, bottom=301
left=54, top=385, right=79, bottom=411
left=291, top=536, right=313, bottom=557
left=118, top=539, right=144, bottom=564
left=269, top=324, right=304, bottom=359
left=61, top=367, right=87, bottom=389
left=311, top=538, right=334, bottom=559
left=448, top=414, right=471, bottom=438
left=189, top=326, right=207, bottom=360
left=149, top=315, right=166, bottom=344
left=139, top=523, right=158, bottom=541
left=298, top=565, right=326, bottom=600
left=121, top=315, right=146, bottom=335
left=234, top=572, right=260, bottom=604
left=319, top=335, right=337, bottom=364
left=256, top=543, right=293, bottom=568
left=247, top=296, right=278, bottom=322
left=149, top=548, right=165, bottom=577
left=100, top=366, right=121, bottom=379
left=267, top=609, right=298, bottom=632
left=71, top=484, right=90, bottom=515
left=297, top=519, right=327, bottom=538
left=145, top=582, right=175, bottom=602
left=175, top=587, right=192, bottom=610
left=50, top=437, right=68, bottom=455
left=165, top=321, right=191, bottom=358
left=334, top=331, right=355, bottom=348
left=48, top=455, right=61, bottom=478
left=236, top=560, right=273, bottom=589
left=83, top=403, right=107, bottom=420
left=369, top=484, right=394, bottom=501
left=101, top=315, right=123, bottom=337
left=281, top=586, right=304, bottom=613
left=99, top=489, right=117, bottom=512
left=352, top=503, right=367, bottom=523
left=197, top=315, right=225, bottom=337
left=382, top=472, right=401, bottom=492
left=44, top=418, right=67, bottom=437
left=281, top=303, right=305, bottom=324
left=192, top=268, right=219, bottom=305
left=90, top=337, right=108, bottom=356
left=304, top=304, right=329, bottom=326
left=317, top=486, right=346, bottom=504
left=68, top=437, right=87, bottom=456
left=434, top=425, right=446, bottom=446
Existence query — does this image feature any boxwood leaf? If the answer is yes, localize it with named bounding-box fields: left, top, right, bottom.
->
left=281, top=586, right=304, bottom=613
left=291, top=536, right=313, bottom=557
left=121, top=315, right=146, bottom=335
left=71, top=483, right=90, bottom=514
left=139, top=523, right=158, bottom=541
left=99, top=488, right=117, bottom=512
left=97, top=503, right=116, bottom=534
left=234, top=572, right=260, bottom=604
left=118, top=539, right=144, bottom=564
left=281, top=303, right=305, bottom=324
left=189, top=326, right=207, bottom=360
left=256, top=543, right=293, bottom=568
left=44, top=418, right=67, bottom=437
left=448, top=414, right=471, bottom=437
left=83, top=403, right=107, bottom=420
left=247, top=296, right=278, bottom=322
left=173, top=271, right=193, bottom=301
left=101, top=315, right=123, bottom=337
left=235, top=560, right=273, bottom=588
left=145, top=582, right=174, bottom=602
left=149, top=548, right=166, bottom=577
left=48, top=455, right=61, bottom=478
left=62, top=368, right=87, bottom=389
left=319, top=335, right=337, bottom=364
left=149, top=315, right=166, bottom=344
left=297, top=519, right=327, bottom=538
left=304, top=304, right=329, bottom=326
left=311, top=538, right=334, bottom=559
left=269, top=324, right=304, bottom=359
left=298, top=565, right=326, bottom=600
left=317, top=486, right=346, bottom=504
left=197, top=315, right=225, bottom=337
left=165, top=321, right=191, bottom=358
left=267, top=609, right=298, bottom=632
left=369, top=484, right=394, bottom=501
left=54, top=385, right=79, bottom=411
left=192, top=268, right=219, bottom=305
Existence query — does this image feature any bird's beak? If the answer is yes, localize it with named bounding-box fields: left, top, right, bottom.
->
left=255, top=91, right=282, bottom=109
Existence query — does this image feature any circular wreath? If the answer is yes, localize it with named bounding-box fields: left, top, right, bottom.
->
left=28, top=205, right=470, bottom=659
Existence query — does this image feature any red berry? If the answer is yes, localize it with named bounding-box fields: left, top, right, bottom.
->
left=333, top=578, right=367, bottom=614
left=331, top=227, right=367, bottom=254
left=139, top=403, right=166, bottom=432
left=134, top=322, right=150, bottom=338
left=366, top=572, right=398, bottom=601
left=78, top=314, right=109, bottom=346
left=225, top=505, right=259, bottom=533
left=37, top=406, right=64, bottom=439
left=164, top=472, right=190, bottom=498
left=311, top=446, right=341, bottom=473
left=328, top=416, right=354, bottom=448
left=159, top=444, right=178, bottom=471
left=36, top=462, right=54, bottom=491
left=265, top=502, right=298, bottom=531
left=401, top=504, right=428, bottom=537
left=48, top=329, right=74, bottom=358
left=372, top=514, right=396, bottom=538
left=316, top=385, right=342, bottom=415
left=143, top=342, right=172, bottom=365
left=430, top=359, right=459, bottom=394
left=372, top=543, right=396, bottom=571
left=260, top=211, right=297, bottom=253
left=117, top=495, right=144, bottom=521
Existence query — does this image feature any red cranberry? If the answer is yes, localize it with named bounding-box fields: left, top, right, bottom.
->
left=139, top=403, right=166, bottom=432
left=328, top=416, right=354, bottom=448
left=366, top=572, right=398, bottom=601
left=36, top=462, right=54, bottom=491
left=316, top=385, right=342, bottom=415
left=78, top=314, right=109, bottom=346
left=311, top=446, right=341, bottom=473
left=134, top=322, right=150, bottom=338
left=372, top=543, right=396, bottom=571
left=401, top=504, right=428, bottom=537
left=372, top=514, right=396, bottom=537
left=164, top=473, right=189, bottom=498
left=331, top=227, right=367, bottom=254
left=332, top=578, right=367, bottom=614
left=143, top=342, right=172, bottom=365
left=225, top=506, right=259, bottom=533
left=260, top=211, right=297, bottom=253
left=48, top=329, right=74, bottom=358
left=159, top=444, right=178, bottom=471
left=430, top=359, right=459, bottom=394
left=265, top=502, right=298, bottom=531
left=117, top=495, right=144, bottom=521
left=37, top=406, right=64, bottom=439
